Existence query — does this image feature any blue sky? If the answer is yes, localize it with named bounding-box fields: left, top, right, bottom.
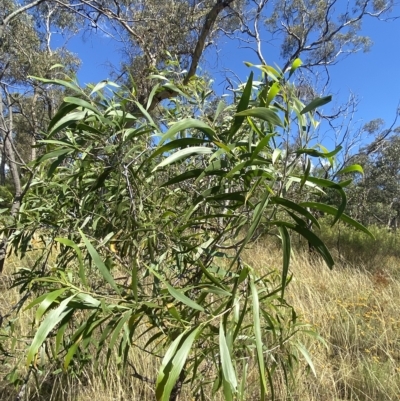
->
left=66, top=6, right=400, bottom=143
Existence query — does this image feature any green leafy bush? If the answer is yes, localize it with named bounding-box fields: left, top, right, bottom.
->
left=1, top=60, right=371, bottom=400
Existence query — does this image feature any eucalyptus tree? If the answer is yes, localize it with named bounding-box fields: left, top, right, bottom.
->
left=0, top=0, right=80, bottom=272
left=343, top=120, right=400, bottom=228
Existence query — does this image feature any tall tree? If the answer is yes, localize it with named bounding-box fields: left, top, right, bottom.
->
left=0, top=0, right=79, bottom=271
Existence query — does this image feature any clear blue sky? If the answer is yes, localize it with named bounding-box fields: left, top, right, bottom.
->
left=65, top=7, right=400, bottom=142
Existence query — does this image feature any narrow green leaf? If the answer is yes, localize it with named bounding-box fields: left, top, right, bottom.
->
left=90, top=80, right=111, bottom=95
left=278, top=226, right=291, bottom=299
left=131, top=259, right=138, bottom=302
left=148, top=138, right=210, bottom=163
left=250, top=277, right=267, bottom=400
left=63, top=97, right=100, bottom=114
left=300, top=96, right=332, bottom=115
left=153, top=147, right=213, bottom=171
left=146, top=83, right=161, bottom=110
left=250, top=133, right=274, bottom=161
left=214, top=100, right=227, bottom=122
left=78, top=229, right=120, bottom=295
left=156, top=327, right=200, bottom=401
left=300, top=158, right=312, bottom=191
left=235, top=108, right=284, bottom=127
left=300, top=176, right=346, bottom=225
left=35, top=148, right=73, bottom=164
left=109, top=310, right=132, bottom=351
left=64, top=341, right=81, bottom=370
left=161, top=169, right=203, bottom=186
left=29, top=76, right=82, bottom=93
left=48, top=111, right=88, bottom=136
left=219, top=321, right=237, bottom=393
left=299, top=202, right=374, bottom=239
left=272, top=148, right=281, bottom=164
left=290, top=224, right=334, bottom=269
left=34, top=288, right=69, bottom=326
left=288, top=58, right=302, bottom=78
left=270, top=197, right=320, bottom=229
left=134, top=100, right=159, bottom=130
left=160, top=118, right=215, bottom=144
left=47, top=103, right=77, bottom=133
left=229, top=72, right=253, bottom=138
left=295, top=146, right=342, bottom=158
left=336, top=164, right=364, bottom=175
left=231, top=191, right=270, bottom=267
left=55, top=238, right=87, bottom=286
left=266, top=82, right=281, bottom=106
left=296, top=341, right=317, bottom=377
left=27, top=294, right=75, bottom=366
left=165, top=283, right=204, bottom=312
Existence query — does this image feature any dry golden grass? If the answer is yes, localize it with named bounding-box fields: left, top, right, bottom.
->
left=1, top=234, right=400, bottom=400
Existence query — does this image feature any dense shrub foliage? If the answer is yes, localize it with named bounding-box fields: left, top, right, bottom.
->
left=0, top=62, right=371, bottom=400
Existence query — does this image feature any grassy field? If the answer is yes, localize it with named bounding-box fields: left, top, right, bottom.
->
left=1, top=225, right=400, bottom=400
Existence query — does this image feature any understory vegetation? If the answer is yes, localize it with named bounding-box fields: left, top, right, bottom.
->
left=1, top=224, right=399, bottom=401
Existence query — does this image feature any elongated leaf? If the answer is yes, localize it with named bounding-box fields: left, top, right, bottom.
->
left=90, top=80, right=111, bottom=95
left=232, top=191, right=271, bottom=267
left=214, top=100, right=227, bottom=122
left=55, top=237, right=87, bottom=286
left=250, top=133, right=275, bottom=161
left=35, top=148, right=73, bottom=164
left=29, top=76, right=82, bottom=93
left=300, top=158, right=312, bottom=191
left=299, top=202, right=374, bottom=238
left=134, top=100, right=159, bottom=129
left=266, top=82, right=281, bottom=106
left=156, top=327, right=200, bottom=401
left=336, top=164, right=364, bottom=175
left=153, top=147, right=213, bottom=171
left=270, top=197, right=320, bottom=229
left=47, top=103, right=77, bottom=133
left=160, top=119, right=215, bottom=144
left=235, top=108, right=284, bottom=127
left=146, top=83, right=161, bottom=110
left=34, top=288, right=69, bottom=325
left=149, top=138, right=210, bottom=163
left=219, top=321, right=237, bottom=393
left=278, top=226, right=291, bottom=299
left=289, top=224, right=334, bottom=269
left=165, top=283, right=204, bottom=312
left=288, top=58, right=302, bottom=78
left=27, top=294, right=76, bottom=366
left=78, top=229, right=120, bottom=295
left=272, top=148, right=281, bottom=164
left=300, top=96, right=332, bottom=115
left=228, top=72, right=253, bottom=138
left=49, top=111, right=88, bottom=136
left=250, top=277, right=267, bottom=400
left=301, top=176, right=346, bottom=225
left=295, top=146, right=342, bottom=158
left=109, top=310, right=132, bottom=351
left=296, top=341, right=317, bottom=377
left=63, top=97, right=99, bottom=114
left=64, top=340, right=81, bottom=370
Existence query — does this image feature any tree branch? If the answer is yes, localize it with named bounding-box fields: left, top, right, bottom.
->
left=0, top=0, right=48, bottom=45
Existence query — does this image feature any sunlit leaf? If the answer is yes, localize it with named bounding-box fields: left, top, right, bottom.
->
left=219, top=321, right=237, bottom=393
left=300, top=96, right=332, bottom=115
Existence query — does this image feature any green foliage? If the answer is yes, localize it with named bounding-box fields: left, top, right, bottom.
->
left=1, top=60, right=371, bottom=400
